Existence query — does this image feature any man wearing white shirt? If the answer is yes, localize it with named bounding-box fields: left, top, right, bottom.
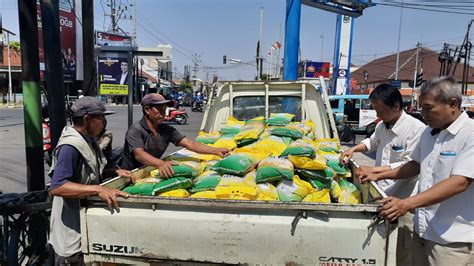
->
left=363, top=76, right=474, bottom=266
left=341, top=83, right=425, bottom=265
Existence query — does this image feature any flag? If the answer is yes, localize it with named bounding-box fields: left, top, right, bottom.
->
left=272, top=41, right=282, bottom=49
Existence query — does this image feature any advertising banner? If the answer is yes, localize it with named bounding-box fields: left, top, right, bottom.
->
left=98, top=57, right=129, bottom=95
left=37, top=0, right=77, bottom=81
left=96, top=31, right=132, bottom=47
left=359, top=109, right=378, bottom=128
left=304, top=61, right=330, bottom=78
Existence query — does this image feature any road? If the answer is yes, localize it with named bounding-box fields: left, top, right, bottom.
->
left=0, top=105, right=374, bottom=194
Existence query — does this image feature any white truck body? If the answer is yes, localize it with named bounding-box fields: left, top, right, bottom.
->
left=81, top=80, right=397, bottom=265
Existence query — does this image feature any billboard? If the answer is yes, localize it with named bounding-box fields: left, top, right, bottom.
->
left=96, top=31, right=132, bottom=47
left=37, top=0, right=78, bottom=81
left=304, top=61, right=330, bottom=78
left=98, top=57, right=129, bottom=95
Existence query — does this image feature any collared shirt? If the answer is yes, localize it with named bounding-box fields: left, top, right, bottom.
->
left=361, top=111, right=426, bottom=198
left=410, top=112, right=474, bottom=244
left=122, top=117, right=185, bottom=170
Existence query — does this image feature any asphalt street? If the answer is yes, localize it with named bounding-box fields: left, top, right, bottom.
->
left=0, top=105, right=374, bottom=194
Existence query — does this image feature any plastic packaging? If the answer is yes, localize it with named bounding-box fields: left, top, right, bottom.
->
left=211, top=153, right=258, bottom=176
left=195, top=131, right=221, bottom=144
left=288, top=155, right=326, bottom=170
left=302, top=189, right=331, bottom=203
left=215, top=171, right=258, bottom=200
left=152, top=177, right=193, bottom=195
left=266, top=113, right=295, bottom=126
left=256, top=157, right=294, bottom=183
left=158, top=189, right=190, bottom=198
left=189, top=171, right=222, bottom=193
left=280, top=139, right=317, bottom=157
left=256, top=183, right=279, bottom=201
left=276, top=175, right=314, bottom=202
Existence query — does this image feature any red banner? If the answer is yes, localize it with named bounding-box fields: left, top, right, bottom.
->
left=37, top=0, right=77, bottom=81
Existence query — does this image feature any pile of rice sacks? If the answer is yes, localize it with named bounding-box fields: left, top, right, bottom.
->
left=122, top=114, right=361, bottom=204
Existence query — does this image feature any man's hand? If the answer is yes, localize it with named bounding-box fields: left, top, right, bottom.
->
left=379, top=196, right=412, bottom=221
left=96, top=185, right=129, bottom=209
left=359, top=172, right=382, bottom=183
left=340, top=148, right=354, bottom=165
left=116, top=169, right=136, bottom=183
left=156, top=160, right=177, bottom=178
left=212, top=147, right=230, bottom=158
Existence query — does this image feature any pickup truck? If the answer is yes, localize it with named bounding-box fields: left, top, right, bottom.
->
left=80, top=80, right=397, bottom=265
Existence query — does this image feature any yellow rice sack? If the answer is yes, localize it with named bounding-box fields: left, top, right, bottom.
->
left=195, top=131, right=221, bottom=144
left=288, top=155, right=326, bottom=170
left=314, top=138, right=341, bottom=151
left=256, top=183, right=279, bottom=201
left=211, top=135, right=237, bottom=150
left=158, top=189, right=190, bottom=198
left=267, top=113, right=295, bottom=126
left=220, top=116, right=245, bottom=135
left=215, top=171, right=258, bottom=200
left=337, top=179, right=361, bottom=204
left=276, top=175, right=314, bottom=202
left=190, top=190, right=217, bottom=199
left=302, top=189, right=331, bottom=203
left=252, top=136, right=290, bottom=156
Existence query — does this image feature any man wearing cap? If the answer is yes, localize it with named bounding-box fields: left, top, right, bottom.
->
left=48, top=96, right=134, bottom=265
left=122, top=93, right=229, bottom=177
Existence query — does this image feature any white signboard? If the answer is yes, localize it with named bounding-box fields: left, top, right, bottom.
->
left=461, top=95, right=474, bottom=108
left=359, top=109, right=378, bottom=128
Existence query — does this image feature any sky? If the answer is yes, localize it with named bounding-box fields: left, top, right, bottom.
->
left=1, top=0, right=473, bottom=81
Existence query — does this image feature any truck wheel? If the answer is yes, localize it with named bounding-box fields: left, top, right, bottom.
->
left=366, top=123, right=376, bottom=138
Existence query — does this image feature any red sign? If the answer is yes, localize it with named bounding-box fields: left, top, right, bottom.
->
left=37, top=0, right=77, bottom=81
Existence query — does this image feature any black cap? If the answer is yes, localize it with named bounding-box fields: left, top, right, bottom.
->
left=71, top=96, right=115, bottom=117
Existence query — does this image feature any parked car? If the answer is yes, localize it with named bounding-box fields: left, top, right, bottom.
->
left=329, top=94, right=380, bottom=137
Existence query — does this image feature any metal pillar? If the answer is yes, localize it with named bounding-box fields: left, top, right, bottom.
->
left=283, top=0, right=301, bottom=80
left=40, top=0, right=66, bottom=150
left=18, top=0, right=44, bottom=191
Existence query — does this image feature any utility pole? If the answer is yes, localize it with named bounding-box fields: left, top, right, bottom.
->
left=2, top=28, right=16, bottom=104
left=132, top=0, right=137, bottom=46
left=192, top=53, right=201, bottom=81
left=320, top=34, right=324, bottom=61
left=109, top=0, right=118, bottom=33
left=257, top=7, right=263, bottom=81
left=82, top=0, right=95, bottom=96
left=394, top=0, right=404, bottom=80
left=412, top=43, right=420, bottom=105
left=18, top=0, right=44, bottom=191
left=41, top=0, right=66, bottom=151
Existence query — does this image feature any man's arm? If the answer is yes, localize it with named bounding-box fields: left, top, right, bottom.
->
left=359, top=160, right=420, bottom=183
left=49, top=182, right=129, bottom=209
left=380, top=175, right=472, bottom=221
left=178, top=137, right=229, bottom=157
left=133, top=148, right=176, bottom=178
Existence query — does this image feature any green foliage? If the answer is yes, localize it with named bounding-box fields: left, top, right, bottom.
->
left=8, top=41, right=20, bottom=52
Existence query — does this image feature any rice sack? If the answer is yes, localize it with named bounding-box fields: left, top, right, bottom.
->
left=158, top=189, right=190, bottom=198
left=215, top=171, right=258, bottom=200
left=189, top=170, right=222, bottom=193
left=195, top=131, right=221, bottom=144
left=280, top=139, right=316, bottom=157
left=256, top=183, right=279, bottom=201
left=302, top=189, right=331, bottom=203
left=152, top=177, right=193, bottom=195
left=288, top=155, right=326, bottom=170
left=266, top=113, right=295, bottom=126
left=211, top=153, right=258, bottom=176
left=276, top=175, right=314, bottom=202
left=256, top=157, right=294, bottom=183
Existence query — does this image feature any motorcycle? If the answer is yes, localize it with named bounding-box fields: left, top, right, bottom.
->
left=42, top=105, right=52, bottom=166
left=164, top=107, right=188, bottom=125
left=191, top=99, right=204, bottom=112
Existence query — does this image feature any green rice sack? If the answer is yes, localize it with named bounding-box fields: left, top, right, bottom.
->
left=270, top=126, right=304, bottom=140
left=152, top=177, right=193, bottom=195
left=122, top=183, right=156, bottom=196
left=151, top=164, right=200, bottom=179
left=256, top=157, right=294, bottom=183
left=280, top=139, right=316, bottom=157
left=211, top=153, right=257, bottom=176
left=189, top=171, right=222, bottom=193
left=195, top=131, right=221, bottom=144
left=297, top=168, right=335, bottom=190
left=276, top=175, right=314, bottom=202
left=266, top=113, right=295, bottom=126
left=326, top=160, right=349, bottom=175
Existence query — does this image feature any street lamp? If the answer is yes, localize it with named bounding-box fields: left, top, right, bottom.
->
left=320, top=34, right=324, bottom=61
left=2, top=28, right=16, bottom=104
